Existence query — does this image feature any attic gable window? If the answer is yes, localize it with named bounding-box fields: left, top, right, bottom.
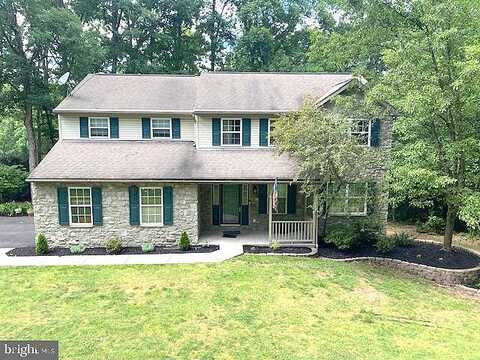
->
left=221, top=119, right=241, bottom=145
left=89, top=117, right=109, bottom=138
left=151, top=118, right=171, bottom=138
left=350, top=119, right=371, bottom=146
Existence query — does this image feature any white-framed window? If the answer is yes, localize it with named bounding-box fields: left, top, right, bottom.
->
left=89, top=117, right=109, bottom=138
left=151, top=118, right=171, bottom=138
left=330, top=183, right=368, bottom=216
left=350, top=119, right=371, bottom=146
left=69, top=187, right=92, bottom=226
left=268, top=119, right=276, bottom=146
left=270, top=183, right=287, bottom=214
left=221, top=118, right=242, bottom=145
left=140, top=187, right=163, bottom=225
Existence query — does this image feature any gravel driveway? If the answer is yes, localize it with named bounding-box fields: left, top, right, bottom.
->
left=0, top=216, right=35, bottom=248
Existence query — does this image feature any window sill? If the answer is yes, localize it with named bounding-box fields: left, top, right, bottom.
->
left=330, top=213, right=367, bottom=217
left=140, top=224, right=164, bottom=228
left=69, top=224, right=94, bottom=228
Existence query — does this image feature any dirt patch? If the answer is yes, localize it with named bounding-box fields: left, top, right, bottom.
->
left=243, top=245, right=312, bottom=254
left=6, top=245, right=219, bottom=257
left=317, top=242, right=480, bottom=270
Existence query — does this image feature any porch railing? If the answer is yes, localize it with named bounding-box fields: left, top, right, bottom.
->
left=270, top=220, right=316, bottom=246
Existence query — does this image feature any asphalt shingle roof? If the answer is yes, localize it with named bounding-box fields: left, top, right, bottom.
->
left=54, top=72, right=355, bottom=114
left=28, top=141, right=297, bottom=182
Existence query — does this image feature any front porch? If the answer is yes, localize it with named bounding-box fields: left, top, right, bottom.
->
left=197, top=183, right=318, bottom=247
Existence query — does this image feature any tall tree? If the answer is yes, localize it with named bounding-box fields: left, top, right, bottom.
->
left=0, top=0, right=103, bottom=170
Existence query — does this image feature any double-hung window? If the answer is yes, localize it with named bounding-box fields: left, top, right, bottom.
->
left=330, top=183, right=368, bottom=216
left=350, top=119, right=371, bottom=146
left=69, top=187, right=92, bottom=226
left=268, top=119, right=276, bottom=146
left=221, top=119, right=241, bottom=145
left=271, top=183, right=287, bottom=214
left=140, top=187, right=163, bottom=225
left=151, top=119, right=171, bottom=138
left=89, top=117, right=109, bottom=138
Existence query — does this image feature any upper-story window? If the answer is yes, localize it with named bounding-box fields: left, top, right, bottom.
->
left=152, top=118, right=171, bottom=138
left=350, top=119, right=371, bottom=146
left=89, top=117, right=109, bottom=138
left=222, top=119, right=241, bottom=145
left=268, top=119, right=276, bottom=146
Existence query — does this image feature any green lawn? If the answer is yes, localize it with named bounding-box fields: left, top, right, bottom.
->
left=1, top=256, right=480, bottom=359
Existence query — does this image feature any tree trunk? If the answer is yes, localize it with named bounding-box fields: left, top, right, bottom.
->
left=210, top=0, right=217, bottom=71
left=443, top=203, right=456, bottom=250
left=24, top=100, right=38, bottom=171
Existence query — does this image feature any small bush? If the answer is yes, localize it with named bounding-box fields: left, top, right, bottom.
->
left=354, top=219, right=382, bottom=245
left=325, top=224, right=359, bottom=250
left=35, top=233, right=48, bottom=255
left=105, top=237, right=123, bottom=254
left=271, top=241, right=280, bottom=251
left=393, top=232, right=415, bottom=247
left=179, top=232, right=190, bottom=251
left=142, top=243, right=154, bottom=253
left=70, top=245, right=86, bottom=254
left=0, top=201, right=32, bottom=216
left=416, top=215, right=445, bottom=234
left=375, top=235, right=397, bottom=254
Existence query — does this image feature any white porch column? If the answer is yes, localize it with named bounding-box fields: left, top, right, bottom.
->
left=268, top=186, right=272, bottom=243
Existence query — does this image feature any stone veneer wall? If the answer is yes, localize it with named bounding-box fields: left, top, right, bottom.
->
left=31, top=182, right=199, bottom=247
left=198, top=184, right=307, bottom=234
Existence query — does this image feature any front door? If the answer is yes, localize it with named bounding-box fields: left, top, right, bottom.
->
left=222, top=184, right=240, bottom=224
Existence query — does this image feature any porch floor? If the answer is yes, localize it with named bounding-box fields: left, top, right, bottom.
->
left=199, top=229, right=270, bottom=246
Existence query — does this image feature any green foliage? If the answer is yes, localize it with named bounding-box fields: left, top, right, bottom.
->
left=416, top=215, right=446, bottom=234
left=35, top=233, right=48, bottom=255
left=392, top=232, right=415, bottom=247
left=70, top=245, right=86, bottom=254
left=270, top=241, right=280, bottom=251
left=179, top=232, right=190, bottom=251
left=0, top=116, right=27, bottom=166
left=105, top=238, right=122, bottom=254
left=325, top=224, right=359, bottom=250
left=142, top=243, right=155, bottom=253
left=0, top=164, right=28, bottom=202
left=375, top=235, right=397, bottom=254
left=0, top=201, right=32, bottom=216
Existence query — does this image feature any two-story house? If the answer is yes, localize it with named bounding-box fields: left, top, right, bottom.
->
left=27, top=72, right=390, bottom=248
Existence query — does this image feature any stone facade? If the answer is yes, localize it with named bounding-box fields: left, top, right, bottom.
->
left=31, top=182, right=199, bottom=247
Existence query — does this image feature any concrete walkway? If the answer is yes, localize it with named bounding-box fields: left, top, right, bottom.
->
left=0, top=239, right=244, bottom=267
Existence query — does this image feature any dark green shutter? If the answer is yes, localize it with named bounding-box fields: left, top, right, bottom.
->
left=163, top=186, right=173, bottom=225
left=129, top=186, right=140, bottom=225
left=212, top=118, right=221, bottom=146
left=212, top=205, right=220, bottom=225
left=259, top=118, right=269, bottom=146
left=142, top=118, right=151, bottom=139
left=172, top=118, right=181, bottom=139
left=57, top=187, right=69, bottom=225
left=370, top=119, right=381, bottom=147
left=258, top=184, right=268, bottom=214
left=287, top=184, right=297, bottom=214
left=92, top=187, right=103, bottom=225
left=242, top=118, right=251, bottom=146
left=110, top=117, right=119, bottom=138
left=80, top=117, right=89, bottom=138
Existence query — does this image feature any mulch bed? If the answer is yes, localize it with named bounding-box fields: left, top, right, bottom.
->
left=6, top=245, right=219, bottom=257
left=243, top=245, right=312, bottom=254
left=316, top=242, right=480, bottom=270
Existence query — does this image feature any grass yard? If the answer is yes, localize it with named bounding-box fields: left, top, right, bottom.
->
left=1, top=256, right=480, bottom=359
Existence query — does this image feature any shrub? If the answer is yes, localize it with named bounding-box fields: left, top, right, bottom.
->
left=325, top=223, right=359, bottom=250
left=179, top=231, right=190, bottom=251
left=105, top=237, right=123, bottom=254
left=0, top=164, right=28, bottom=202
left=35, top=233, right=48, bottom=255
left=0, top=201, right=32, bottom=216
left=354, top=219, right=382, bottom=245
left=271, top=241, right=280, bottom=251
left=375, top=235, right=397, bottom=254
left=142, top=243, right=154, bottom=253
left=416, top=215, right=445, bottom=234
left=70, top=245, right=86, bottom=254
left=393, top=232, right=415, bottom=247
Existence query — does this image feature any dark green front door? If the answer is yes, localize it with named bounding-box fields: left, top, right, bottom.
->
left=222, top=185, right=240, bottom=224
